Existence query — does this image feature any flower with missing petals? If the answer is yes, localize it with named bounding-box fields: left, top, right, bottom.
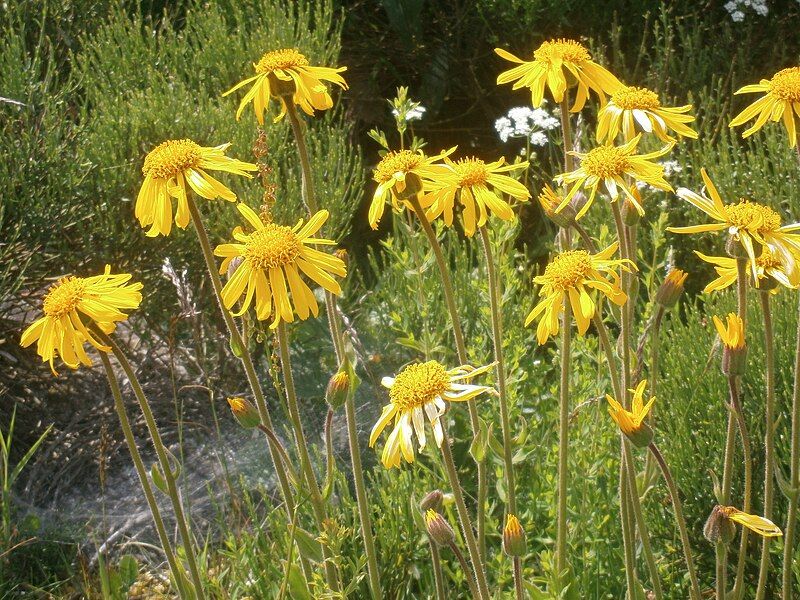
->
left=696, top=248, right=798, bottom=293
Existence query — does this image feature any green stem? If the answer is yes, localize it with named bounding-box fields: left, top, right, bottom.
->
left=407, top=193, right=487, bottom=559
left=729, top=375, right=753, bottom=600
left=276, top=322, right=341, bottom=592
left=185, top=197, right=296, bottom=518
left=99, top=353, right=190, bottom=599
left=649, top=443, right=702, bottom=600
left=756, top=292, right=776, bottom=600
left=513, top=557, right=524, bottom=600
left=649, top=307, right=665, bottom=404
left=477, top=226, right=517, bottom=517
left=559, top=97, right=573, bottom=251
left=285, top=101, right=318, bottom=214
left=572, top=222, right=597, bottom=253
left=783, top=296, right=800, bottom=600
left=449, top=541, right=481, bottom=600
left=440, top=431, right=490, bottom=600
left=97, top=332, right=205, bottom=599
left=556, top=298, right=571, bottom=583
left=717, top=542, right=728, bottom=600
left=430, top=539, right=447, bottom=600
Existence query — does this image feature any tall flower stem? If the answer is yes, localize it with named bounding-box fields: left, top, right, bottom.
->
left=555, top=299, right=571, bottom=585
left=513, top=557, right=523, bottom=600
left=98, top=353, right=190, bottom=599
left=449, top=541, right=481, bottom=600
left=729, top=375, right=753, bottom=600
left=408, top=193, right=488, bottom=557
left=649, top=306, right=665, bottom=402
left=185, top=197, right=296, bottom=517
left=756, top=291, right=776, bottom=600
left=439, top=429, right=491, bottom=600
left=717, top=542, right=728, bottom=600
left=276, top=322, right=341, bottom=592
left=558, top=97, right=574, bottom=251
left=648, top=442, right=702, bottom=600
left=96, top=331, right=205, bottom=599
left=429, top=539, right=447, bottom=600
left=477, top=227, right=518, bottom=521
left=285, top=101, right=381, bottom=598
left=783, top=294, right=800, bottom=600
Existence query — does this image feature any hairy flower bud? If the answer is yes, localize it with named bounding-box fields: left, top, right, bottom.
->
left=656, top=268, right=688, bottom=309
left=424, top=510, right=455, bottom=547
left=227, top=396, right=261, bottom=429
left=325, top=371, right=350, bottom=410
left=621, top=195, right=642, bottom=226
left=419, top=490, right=444, bottom=513
left=704, top=505, right=737, bottom=545
left=502, top=514, right=527, bottom=557
left=714, top=314, right=747, bottom=376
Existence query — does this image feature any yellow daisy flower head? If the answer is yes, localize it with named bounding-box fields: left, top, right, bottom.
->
left=714, top=313, right=745, bottom=350
left=695, top=248, right=798, bottom=293
left=667, top=168, right=800, bottom=278
left=20, top=266, right=142, bottom=375
left=730, top=66, right=800, bottom=147
left=704, top=505, right=782, bottom=544
left=369, top=360, right=495, bottom=469
left=524, top=242, right=634, bottom=345
left=555, top=134, right=674, bottom=220
left=495, top=38, right=622, bottom=112
left=502, top=514, right=527, bottom=557
left=655, top=267, right=688, bottom=309
left=369, top=148, right=454, bottom=230
left=418, top=156, right=530, bottom=237
left=597, top=85, right=698, bottom=143
left=606, top=380, right=655, bottom=448
left=137, top=139, right=257, bottom=238
left=215, top=203, right=346, bottom=328
left=223, top=48, right=347, bottom=125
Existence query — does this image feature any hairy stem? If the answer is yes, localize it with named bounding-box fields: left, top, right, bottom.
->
left=449, top=541, right=482, bottom=600
left=430, top=539, right=447, bottom=600
left=783, top=296, right=800, bottom=599
left=556, top=299, right=571, bottom=584
left=729, top=375, right=753, bottom=600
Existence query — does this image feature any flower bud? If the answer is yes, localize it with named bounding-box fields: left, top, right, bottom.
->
left=227, top=397, right=261, bottom=429
left=722, top=345, right=748, bottom=377
left=502, top=514, right=527, bottom=557
left=538, top=185, right=575, bottom=228
left=419, top=490, right=444, bottom=513
left=397, top=172, right=423, bottom=200
left=621, top=195, right=642, bottom=226
left=424, top=510, right=455, bottom=547
left=656, top=268, right=688, bottom=310
left=704, top=505, right=737, bottom=545
left=334, top=248, right=349, bottom=268
left=714, top=314, right=747, bottom=377
left=325, top=371, right=350, bottom=410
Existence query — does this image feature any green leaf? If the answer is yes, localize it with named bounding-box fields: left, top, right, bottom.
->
left=293, top=527, right=323, bottom=563
left=469, top=418, right=489, bottom=462
left=151, top=463, right=168, bottom=495
left=285, top=562, right=312, bottom=600
left=118, top=555, right=138, bottom=589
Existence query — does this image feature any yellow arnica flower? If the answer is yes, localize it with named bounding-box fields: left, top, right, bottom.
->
left=717, top=506, right=783, bottom=537
left=524, top=242, right=634, bottom=345
left=730, top=66, right=800, bottom=147
left=418, top=156, right=530, bottom=237
left=369, top=148, right=454, bottom=229
left=606, top=380, right=655, bottom=448
left=713, top=313, right=745, bottom=350
left=215, top=203, right=346, bottom=328
left=20, top=266, right=142, bottom=375
left=223, top=48, right=347, bottom=125
left=597, top=85, right=698, bottom=143
left=369, top=361, right=495, bottom=468
left=668, top=168, right=800, bottom=278
left=137, top=139, right=257, bottom=237
left=495, top=39, right=622, bottom=112
left=696, top=248, right=798, bottom=293
left=555, top=134, right=673, bottom=220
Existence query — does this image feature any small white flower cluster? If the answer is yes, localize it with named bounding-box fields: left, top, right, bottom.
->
left=724, top=0, right=768, bottom=22
left=495, top=104, right=560, bottom=146
left=392, top=105, right=426, bottom=122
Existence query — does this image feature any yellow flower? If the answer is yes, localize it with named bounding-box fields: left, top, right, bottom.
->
left=730, top=67, right=800, bottom=147
left=655, top=267, right=688, bottom=308
left=223, top=48, right=347, bottom=124
left=606, top=380, right=655, bottom=448
left=555, top=134, right=673, bottom=220
left=369, top=148, right=454, bottom=229
left=695, top=248, right=798, bottom=293
left=717, top=506, right=782, bottom=537
left=495, top=38, right=622, bottom=112
left=597, top=85, right=697, bottom=143
left=502, top=514, right=527, bottom=557
left=215, top=203, right=346, bottom=328
left=20, top=266, right=142, bottom=375
left=667, top=168, right=800, bottom=278
left=524, top=243, right=634, bottom=345
left=418, top=156, right=530, bottom=236
left=369, top=361, right=495, bottom=468
left=137, top=139, right=257, bottom=237
left=713, top=313, right=745, bottom=350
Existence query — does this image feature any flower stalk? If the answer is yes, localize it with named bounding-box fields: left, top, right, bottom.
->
left=729, top=374, right=753, bottom=600
left=783, top=294, right=800, bottom=600
left=556, top=298, right=571, bottom=584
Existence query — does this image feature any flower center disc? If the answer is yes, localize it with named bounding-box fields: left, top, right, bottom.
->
left=533, top=38, right=591, bottom=64
left=43, top=276, right=88, bottom=318
left=724, top=200, right=782, bottom=234
left=244, top=225, right=303, bottom=270
left=255, top=48, right=309, bottom=74
left=543, top=250, right=593, bottom=290
left=582, top=145, right=630, bottom=179
left=769, top=67, right=800, bottom=103
left=757, top=247, right=783, bottom=269
left=143, top=139, right=202, bottom=179
left=389, top=361, right=449, bottom=411
left=612, top=86, right=661, bottom=110
left=454, top=158, right=488, bottom=187
left=374, top=150, right=423, bottom=183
